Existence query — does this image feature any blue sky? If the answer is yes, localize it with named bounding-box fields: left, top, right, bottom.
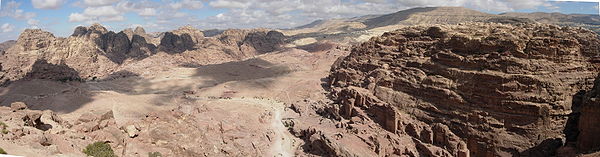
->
left=0, top=0, right=598, bottom=42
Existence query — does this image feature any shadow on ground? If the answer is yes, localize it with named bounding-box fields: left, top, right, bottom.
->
left=191, top=57, right=292, bottom=89
left=0, top=57, right=292, bottom=114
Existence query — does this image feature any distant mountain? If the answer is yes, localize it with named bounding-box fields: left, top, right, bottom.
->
left=284, top=7, right=600, bottom=44
left=0, top=24, right=286, bottom=84
left=362, top=7, right=496, bottom=28
left=502, top=12, right=600, bottom=33
left=0, top=40, right=16, bottom=52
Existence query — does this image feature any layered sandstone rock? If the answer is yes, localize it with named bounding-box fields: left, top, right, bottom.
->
left=1, top=26, right=119, bottom=81
left=327, top=23, right=600, bottom=156
left=0, top=24, right=286, bottom=85
left=577, top=74, right=600, bottom=152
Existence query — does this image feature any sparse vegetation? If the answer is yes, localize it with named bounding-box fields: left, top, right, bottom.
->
left=148, top=152, right=162, bottom=157
left=83, top=142, right=116, bottom=157
left=0, top=147, right=6, bottom=154
left=0, top=122, right=8, bottom=134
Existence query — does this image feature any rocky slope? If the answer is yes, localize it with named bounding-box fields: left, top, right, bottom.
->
left=0, top=40, right=16, bottom=54
left=322, top=23, right=600, bottom=156
left=0, top=100, right=281, bottom=156
left=0, top=24, right=285, bottom=85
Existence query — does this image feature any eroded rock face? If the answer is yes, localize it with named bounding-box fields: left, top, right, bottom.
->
left=328, top=23, right=600, bottom=156
left=158, top=32, right=195, bottom=53
left=0, top=106, right=123, bottom=156
left=172, top=25, right=204, bottom=44
left=0, top=24, right=287, bottom=86
left=577, top=75, right=600, bottom=152
left=0, top=24, right=157, bottom=83
left=241, top=31, right=285, bottom=53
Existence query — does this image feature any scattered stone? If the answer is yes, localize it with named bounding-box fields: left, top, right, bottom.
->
left=125, top=125, right=139, bottom=138
left=10, top=102, right=27, bottom=111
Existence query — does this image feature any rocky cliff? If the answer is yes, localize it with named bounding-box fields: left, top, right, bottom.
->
left=575, top=74, right=600, bottom=153
left=0, top=24, right=286, bottom=85
left=327, top=23, right=600, bottom=156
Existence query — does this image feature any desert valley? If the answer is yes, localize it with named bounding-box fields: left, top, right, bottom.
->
left=0, top=3, right=600, bottom=157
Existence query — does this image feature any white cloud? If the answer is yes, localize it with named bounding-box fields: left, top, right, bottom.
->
left=82, top=0, right=121, bottom=7
left=1, top=23, right=15, bottom=33
left=68, top=13, right=90, bottom=22
left=69, top=13, right=90, bottom=22
left=138, top=8, right=157, bottom=16
left=173, top=12, right=187, bottom=17
left=83, top=6, right=121, bottom=17
left=1, top=1, right=37, bottom=20
left=31, top=0, right=65, bottom=9
left=170, top=0, right=204, bottom=9
left=68, top=6, right=125, bottom=23
left=102, top=15, right=126, bottom=22
left=13, top=9, right=37, bottom=19
left=27, top=19, right=40, bottom=26
left=209, top=0, right=249, bottom=9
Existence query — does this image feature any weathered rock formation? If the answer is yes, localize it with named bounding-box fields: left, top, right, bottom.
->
left=211, top=29, right=285, bottom=57
left=576, top=74, right=600, bottom=153
left=0, top=102, right=128, bottom=156
left=1, top=26, right=121, bottom=82
left=158, top=32, right=195, bottom=53
left=0, top=24, right=286, bottom=85
left=327, top=23, right=600, bottom=156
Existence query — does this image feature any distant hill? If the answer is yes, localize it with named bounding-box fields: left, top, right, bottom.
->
left=502, top=12, right=600, bottom=33
left=283, top=7, right=600, bottom=45
left=363, top=7, right=497, bottom=28
left=0, top=40, right=16, bottom=52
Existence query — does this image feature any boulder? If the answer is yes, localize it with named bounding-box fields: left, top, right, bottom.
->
left=124, top=125, right=139, bottom=138
left=10, top=102, right=28, bottom=111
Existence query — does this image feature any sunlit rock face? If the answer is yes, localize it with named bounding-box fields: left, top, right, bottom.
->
left=328, top=23, right=600, bottom=156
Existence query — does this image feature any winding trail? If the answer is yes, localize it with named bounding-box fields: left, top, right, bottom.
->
left=221, top=97, right=294, bottom=157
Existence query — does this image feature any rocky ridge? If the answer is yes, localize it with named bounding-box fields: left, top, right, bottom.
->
left=0, top=24, right=286, bottom=85
left=285, top=7, right=599, bottom=45
left=317, top=23, right=600, bottom=156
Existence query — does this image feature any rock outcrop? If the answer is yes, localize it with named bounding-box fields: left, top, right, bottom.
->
left=576, top=74, right=600, bottom=152
left=327, top=23, right=600, bottom=156
left=158, top=32, right=195, bottom=53
left=192, top=29, right=285, bottom=59
left=0, top=24, right=287, bottom=85
left=0, top=24, right=158, bottom=83
left=0, top=105, right=124, bottom=156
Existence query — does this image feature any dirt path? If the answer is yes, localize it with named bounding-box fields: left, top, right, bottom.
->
left=221, top=98, right=294, bottom=157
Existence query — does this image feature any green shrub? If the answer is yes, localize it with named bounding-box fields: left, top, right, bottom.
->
left=0, top=122, right=7, bottom=134
left=0, top=147, right=6, bottom=154
left=148, top=152, right=162, bottom=157
left=83, top=142, right=116, bottom=157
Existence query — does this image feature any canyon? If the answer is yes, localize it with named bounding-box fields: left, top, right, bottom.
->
left=0, top=6, right=599, bottom=157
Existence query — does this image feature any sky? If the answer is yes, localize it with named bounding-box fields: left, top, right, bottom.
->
left=0, top=0, right=598, bottom=42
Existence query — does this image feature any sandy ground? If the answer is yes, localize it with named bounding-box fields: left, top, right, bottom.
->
left=0, top=46, right=348, bottom=156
